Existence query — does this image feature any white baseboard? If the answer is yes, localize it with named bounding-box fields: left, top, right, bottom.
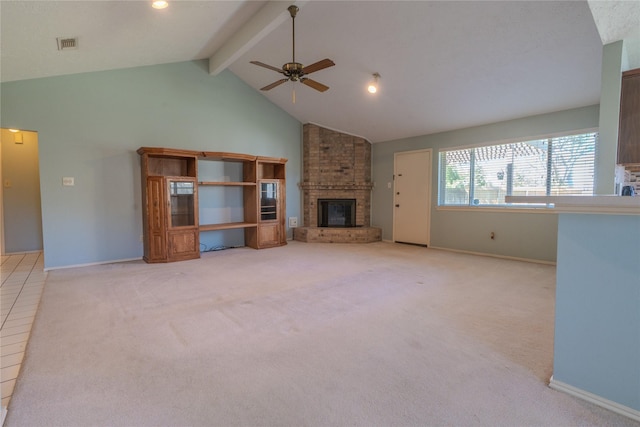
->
left=1, top=405, right=6, bottom=426
left=428, top=245, right=556, bottom=265
left=549, top=376, right=640, bottom=422
left=43, top=257, right=142, bottom=272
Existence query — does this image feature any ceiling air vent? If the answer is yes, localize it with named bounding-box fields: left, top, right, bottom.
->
left=56, top=37, right=78, bottom=51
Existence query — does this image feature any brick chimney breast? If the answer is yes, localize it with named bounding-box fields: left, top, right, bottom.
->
left=296, top=124, right=380, bottom=243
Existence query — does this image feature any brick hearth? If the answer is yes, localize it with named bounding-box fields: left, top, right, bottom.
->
left=294, top=123, right=381, bottom=243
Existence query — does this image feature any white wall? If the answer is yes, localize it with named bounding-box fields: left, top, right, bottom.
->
left=0, top=60, right=301, bottom=269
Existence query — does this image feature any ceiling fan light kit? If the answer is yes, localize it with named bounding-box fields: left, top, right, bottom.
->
left=152, top=0, right=168, bottom=10
left=368, top=73, right=380, bottom=94
left=251, top=5, right=335, bottom=93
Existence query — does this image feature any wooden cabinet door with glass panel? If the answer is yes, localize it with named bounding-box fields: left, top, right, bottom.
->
left=258, top=180, right=282, bottom=247
left=166, top=177, right=199, bottom=261
left=255, top=157, right=287, bottom=248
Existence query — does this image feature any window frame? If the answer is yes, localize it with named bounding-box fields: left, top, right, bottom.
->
left=437, top=128, right=598, bottom=210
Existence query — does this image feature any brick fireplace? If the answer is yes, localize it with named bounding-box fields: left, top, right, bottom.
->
left=294, top=123, right=381, bottom=243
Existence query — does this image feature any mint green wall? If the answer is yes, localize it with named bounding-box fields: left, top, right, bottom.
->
left=554, top=213, right=640, bottom=411
left=1, top=61, right=301, bottom=269
left=372, top=105, right=600, bottom=262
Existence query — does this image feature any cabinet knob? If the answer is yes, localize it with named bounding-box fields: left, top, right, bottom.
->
left=395, top=204, right=400, bottom=207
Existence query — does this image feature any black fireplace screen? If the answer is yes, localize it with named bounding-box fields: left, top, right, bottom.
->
left=318, top=199, right=356, bottom=227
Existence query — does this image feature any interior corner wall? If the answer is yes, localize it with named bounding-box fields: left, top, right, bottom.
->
left=0, top=60, right=301, bottom=269
left=371, top=105, right=600, bottom=263
left=595, top=41, right=624, bottom=195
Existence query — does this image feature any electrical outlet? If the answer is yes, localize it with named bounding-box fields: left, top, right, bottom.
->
left=62, top=177, right=75, bottom=186
left=288, top=217, right=298, bottom=228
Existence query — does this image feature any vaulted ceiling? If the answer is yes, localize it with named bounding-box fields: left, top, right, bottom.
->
left=1, top=1, right=638, bottom=143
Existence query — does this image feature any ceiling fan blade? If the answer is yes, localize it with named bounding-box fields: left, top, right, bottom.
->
left=302, top=59, right=335, bottom=75
left=260, top=79, right=289, bottom=91
left=301, top=78, right=329, bottom=92
left=250, top=61, right=284, bottom=74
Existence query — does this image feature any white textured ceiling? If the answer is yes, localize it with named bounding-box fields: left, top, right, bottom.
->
left=0, top=1, right=265, bottom=81
left=1, top=1, right=638, bottom=143
left=588, top=0, right=640, bottom=70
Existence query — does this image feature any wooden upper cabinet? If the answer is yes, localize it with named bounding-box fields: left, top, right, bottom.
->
left=618, top=68, right=640, bottom=165
left=138, top=147, right=199, bottom=177
left=257, top=157, right=287, bottom=180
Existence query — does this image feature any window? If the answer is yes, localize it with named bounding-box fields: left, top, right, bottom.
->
left=439, top=132, right=597, bottom=206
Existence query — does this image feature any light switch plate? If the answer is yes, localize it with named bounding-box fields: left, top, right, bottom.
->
left=62, top=177, right=75, bottom=186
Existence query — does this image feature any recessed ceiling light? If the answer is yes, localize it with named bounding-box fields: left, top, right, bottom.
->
left=152, top=0, right=168, bottom=9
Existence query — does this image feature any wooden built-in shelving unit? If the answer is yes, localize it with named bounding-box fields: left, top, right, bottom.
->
left=138, top=147, right=287, bottom=263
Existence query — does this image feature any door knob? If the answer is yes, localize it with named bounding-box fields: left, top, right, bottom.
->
left=395, top=204, right=400, bottom=207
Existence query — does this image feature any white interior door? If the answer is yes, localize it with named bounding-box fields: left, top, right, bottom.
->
left=393, top=149, right=431, bottom=245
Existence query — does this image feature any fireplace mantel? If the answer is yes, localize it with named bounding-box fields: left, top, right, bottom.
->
left=299, top=182, right=374, bottom=191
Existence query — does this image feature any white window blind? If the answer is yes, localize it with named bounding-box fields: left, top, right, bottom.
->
left=439, top=132, right=597, bottom=206
left=548, top=133, right=597, bottom=196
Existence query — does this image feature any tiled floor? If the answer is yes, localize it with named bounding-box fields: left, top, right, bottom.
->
left=0, top=252, right=46, bottom=423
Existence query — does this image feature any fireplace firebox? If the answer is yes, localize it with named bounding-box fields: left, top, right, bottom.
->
left=318, top=199, right=356, bottom=227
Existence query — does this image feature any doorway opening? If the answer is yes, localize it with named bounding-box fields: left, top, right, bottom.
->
left=0, top=128, right=43, bottom=255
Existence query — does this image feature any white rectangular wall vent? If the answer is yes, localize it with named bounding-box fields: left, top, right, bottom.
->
left=56, top=37, right=78, bottom=50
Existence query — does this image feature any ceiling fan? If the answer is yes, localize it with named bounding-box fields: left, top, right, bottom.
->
left=251, top=5, right=335, bottom=93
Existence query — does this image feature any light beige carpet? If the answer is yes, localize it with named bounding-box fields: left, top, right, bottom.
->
left=6, top=242, right=638, bottom=426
